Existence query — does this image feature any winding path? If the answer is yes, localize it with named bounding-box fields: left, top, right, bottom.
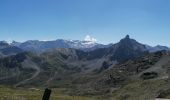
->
left=14, top=58, right=40, bottom=87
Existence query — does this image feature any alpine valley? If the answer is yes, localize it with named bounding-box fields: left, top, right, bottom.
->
left=0, top=35, right=170, bottom=100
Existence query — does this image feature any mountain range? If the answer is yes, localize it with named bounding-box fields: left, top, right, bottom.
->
left=0, top=35, right=170, bottom=99
left=0, top=35, right=169, bottom=55
left=11, top=39, right=109, bottom=52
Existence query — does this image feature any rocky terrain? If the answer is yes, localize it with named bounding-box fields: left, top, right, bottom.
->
left=0, top=35, right=170, bottom=100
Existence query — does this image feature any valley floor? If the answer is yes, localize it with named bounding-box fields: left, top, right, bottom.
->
left=0, top=86, right=102, bottom=100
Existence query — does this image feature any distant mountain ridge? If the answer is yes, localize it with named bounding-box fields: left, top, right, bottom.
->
left=0, top=41, right=23, bottom=56
left=11, top=39, right=109, bottom=52
left=0, top=35, right=169, bottom=54
left=145, top=44, right=170, bottom=52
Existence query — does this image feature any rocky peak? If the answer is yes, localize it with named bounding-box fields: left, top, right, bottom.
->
left=119, top=35, right=133, bottom=45
left=125, top=35, right=130, bottom=39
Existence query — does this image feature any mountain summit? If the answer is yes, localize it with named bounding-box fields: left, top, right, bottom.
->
left=125, top=34, right=130, bottom=39
left=119, top=35, right=147, bottom=51
left=108, top=35, right=147, bottom=62
left=83, top=35, right=148, bottom=63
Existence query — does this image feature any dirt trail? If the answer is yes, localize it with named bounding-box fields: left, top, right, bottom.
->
left=46, top=71, right=58, bottom=86
left=14, top=58, right=40, bottom=87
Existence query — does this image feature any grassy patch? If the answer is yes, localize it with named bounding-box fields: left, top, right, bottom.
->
left=112, top=79, right=170, bottom=100
left=0, top=86, right=98, bottom=100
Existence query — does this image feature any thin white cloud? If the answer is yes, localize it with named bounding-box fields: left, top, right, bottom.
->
left=84, top=35, right=97, bottom=42
left=7, top=38, right=13, bottom=44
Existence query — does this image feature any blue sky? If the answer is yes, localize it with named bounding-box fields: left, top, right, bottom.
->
left=0, top=0, right=170, bottom=46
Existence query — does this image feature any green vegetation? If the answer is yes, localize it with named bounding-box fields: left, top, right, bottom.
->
left=112, top=79, right=170, bottom=100
left=0, top=48, right=170, bottom=100
left=0, top=86, right=98, bottom=100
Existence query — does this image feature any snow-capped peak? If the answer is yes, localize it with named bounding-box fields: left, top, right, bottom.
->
left=84, top=35, right=97, bottom=43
